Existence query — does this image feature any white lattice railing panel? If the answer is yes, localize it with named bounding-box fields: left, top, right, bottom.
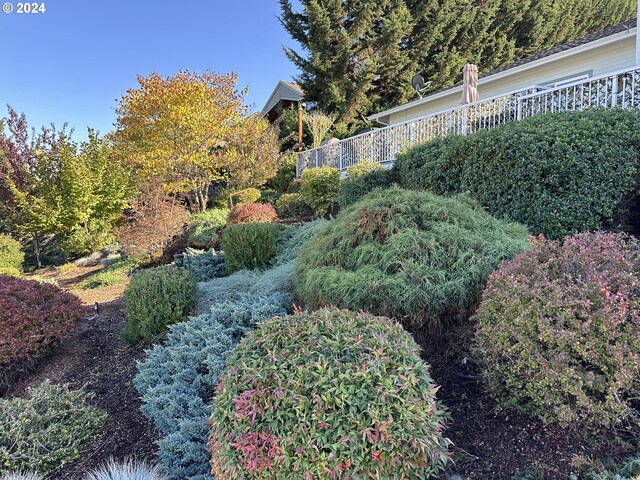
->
left=296, top=66, right=640, bottom=177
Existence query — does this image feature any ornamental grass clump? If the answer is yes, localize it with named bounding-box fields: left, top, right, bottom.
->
left=209, top=308, right=451, bottom=479
left=474, top=232, right=640, bottom=432
left=295, top=187, right=530, bottom=329
left=124, top=265, right=197, bottom=343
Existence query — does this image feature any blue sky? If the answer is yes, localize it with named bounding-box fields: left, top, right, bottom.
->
left=0, top=0, right=302, bottom=139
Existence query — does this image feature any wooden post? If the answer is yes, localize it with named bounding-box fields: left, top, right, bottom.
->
left=298, top=101, right=304, bottom=152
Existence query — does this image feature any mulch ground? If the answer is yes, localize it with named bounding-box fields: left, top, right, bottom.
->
left=4, top=267, right=159, bottom=479
left=413, top=326, right=634, bottom=480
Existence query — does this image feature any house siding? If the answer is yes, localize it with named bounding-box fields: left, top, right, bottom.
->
left=387, top=34, right=636, bottom=125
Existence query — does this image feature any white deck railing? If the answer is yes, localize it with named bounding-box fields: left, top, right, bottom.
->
left=296, top=66, right=640, bottom=176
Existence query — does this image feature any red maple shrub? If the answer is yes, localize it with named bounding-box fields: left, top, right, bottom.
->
left=227, top=203, right=277, bottom=225
left=0, top=275, right=84, bottom=373
left=474, top=232, right=640, bottom=432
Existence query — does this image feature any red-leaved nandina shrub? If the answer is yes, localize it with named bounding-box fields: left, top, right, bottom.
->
left=0, top=275, right=84, bottom=367
left=227, top=203, right=277, bottom=225
left=474, top=232, right=640, bottom=432
left=209, top=308, right=451, bottom=479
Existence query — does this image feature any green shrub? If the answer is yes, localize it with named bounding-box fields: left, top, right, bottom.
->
left=264, top=153, right=297, bottom=195
left=299, top=166, right=340, bottom=217
left=209, top=308, right=451, bottom=479
left=0, top=381, right=105, bottom=474
left=222, top=223, right=280, bottom=274
left=295, top=187, right=530, bottom=328
left=188, top=208, right=229, bottom=248
left=0, top=235, right=24, bottom=276
left=274, top=192, right=312, bottom=219
left=474, top=232, right=640, bottom=432
left=345, top=159, right=382, bottom=177
left=124, top=265, right=197, bottom=343
left=337, top=167, right=396, bottom=208
left=229, top=188, right=261, bottom=207
left=395, top=109, right=640, bottom=239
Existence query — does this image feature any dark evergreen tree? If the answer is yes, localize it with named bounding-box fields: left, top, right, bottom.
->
left=280, top=0, right=637, bottom=124
left=279, top=0, right=414, bottom=123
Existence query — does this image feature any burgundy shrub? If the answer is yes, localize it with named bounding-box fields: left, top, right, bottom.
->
left=0, top=275, right=84, bottom=367
left=474, top=232, right=640, bottom=431
left=227, top=203, right=278, bottom=225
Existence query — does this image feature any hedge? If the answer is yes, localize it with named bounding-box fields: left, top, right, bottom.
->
left=394, top=109, right=640, bottom=239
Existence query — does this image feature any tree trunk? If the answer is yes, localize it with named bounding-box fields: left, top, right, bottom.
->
left=33, top=233, right=42, bottom=269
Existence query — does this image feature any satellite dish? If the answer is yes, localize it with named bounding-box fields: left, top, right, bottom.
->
left=411, top=74, right=432, bottom=98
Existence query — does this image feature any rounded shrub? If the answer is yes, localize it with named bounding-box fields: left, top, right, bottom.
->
left=0, top=276, right=83, bottom=372
left=228, top=203, right=278, bottom=225
left=188, top=208, right=229, bottom=248
left=229, top=188, right=261, bottom=207
left=337, top=167, right=396, bottom=208
left=395, top=109, right=640, bottom=239
left=124, top=265, right=197, bottom=343
left=222, top=223, right=280, bottom=274
left=0, top=381, right=105, bottom=474
left=474, top=232, right=640, bottom=431
left=274, top=192, right=312, bottom=219
left=295, top=187, right=530, bottom=328
left=209, top=308, right=451, bottom=479
left=345, top=159, right=382, bottom=177
left=299, top=166, right=340, bottom=217
left=0, top=234, right=24, bottom=277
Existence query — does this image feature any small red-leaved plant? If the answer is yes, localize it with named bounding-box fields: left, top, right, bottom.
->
left=474, top=232, right=640, bottom=432
left=0, top=275, right=84, bottom=368
left=208, top=308, right=451, bottom=479
left=227, top=203, right=277, bottom=225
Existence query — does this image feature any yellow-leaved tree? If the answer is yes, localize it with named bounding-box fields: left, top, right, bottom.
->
left=222, top=113, right=286, bottom=193
left=114, top=70, right=246, bottom=211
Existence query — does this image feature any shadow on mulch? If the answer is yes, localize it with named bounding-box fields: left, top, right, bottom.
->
left=410, top=323, right=635, bottom=480
left=4, top=296, right=160, bottom=479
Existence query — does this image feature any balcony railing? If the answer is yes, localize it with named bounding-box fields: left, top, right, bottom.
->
left=296, top=66, right=640, bottom=177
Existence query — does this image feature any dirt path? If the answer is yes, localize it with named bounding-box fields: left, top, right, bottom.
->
left=6, top=268, right=159, bottom=478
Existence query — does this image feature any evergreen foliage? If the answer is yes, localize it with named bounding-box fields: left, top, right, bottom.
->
left=295, top=187, right=530, bottom=328
left=135, top=294, right=290, bottom=480
left=280, top=0, right=636, bottom=124
left=337, top=167, right=396, bottom=208
left=395, top=110, right=640, bottom=239
left=124, top=266, right=197, bottom=343
left=221, top=223, right=280, bottom=273
left=0, top=382, right=106, bottom=474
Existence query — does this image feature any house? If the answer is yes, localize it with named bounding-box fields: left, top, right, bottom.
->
left=261, top=81, right=304, bottom=124
left=296, top=15, right=640, bottom=176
